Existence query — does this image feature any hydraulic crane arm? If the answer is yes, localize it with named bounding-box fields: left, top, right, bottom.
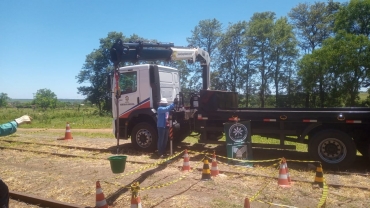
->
left=110, top=39, right=210, bottom=90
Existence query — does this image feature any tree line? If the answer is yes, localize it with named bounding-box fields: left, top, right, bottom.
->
left=0, top=90, right=58, bottom=109
left=76, top=0, right=370, bottom=114
left=0, top=90, right=89, bottom=110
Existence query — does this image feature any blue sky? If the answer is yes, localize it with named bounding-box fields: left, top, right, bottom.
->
left=0, top=0, right=348, bottom=99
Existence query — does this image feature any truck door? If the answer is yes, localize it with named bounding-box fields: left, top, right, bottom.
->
left=158, top=67, right=180, bottom=103
left=118, top=70, right=140, bottom=118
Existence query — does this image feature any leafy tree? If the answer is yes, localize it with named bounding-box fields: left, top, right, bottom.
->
left=0, top=93, right=10, bottom=108
left=217, top=21, right=248, bottom=93
left=335, top=0, right=370, bottom=88
left=298, top=0, right=370, bottom=107
left=335, top=0, right=370, bottom=37
left=187, top=18, right=222, bottom=61
left=289, top=1, right=341, bottom=107
left=326, top=32, right=370, bottom=106
left=269, top=17, right=299, bottom=107
left=299, top=31, right=370, bottom=107
left=245, top=12, right=275, bottom=107
left=362, top=88, right=370, bottom=106
left=76, top=32, right=145, bottom=115
left=288, top=1, right=340, bottom=53
left=298, top=48, right=333, bottom=107
left=187, top=19, right=223, bottom=90
left=34, top=89, right=57, bottom=110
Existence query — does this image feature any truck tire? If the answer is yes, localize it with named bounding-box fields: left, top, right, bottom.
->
left=368, top=143, right=370, bottom=161
left=309, top=129, right=356, bottom=168
left=131, top=122, right=157, bottom=151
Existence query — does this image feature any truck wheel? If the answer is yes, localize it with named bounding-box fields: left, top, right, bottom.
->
left=309, top=129, right=356, bottom=168
left=131, top=122, right=157, bottom=151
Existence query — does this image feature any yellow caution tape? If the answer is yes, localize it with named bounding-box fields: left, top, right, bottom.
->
left=317, top=180, right=329, bottom=208
left=189, top=150, right=281, bottom=163
left=249, top=180, right=270, bottom=202
left=105, top=155, right=205, bottom=191
left=111, top=150, right=184, bottom=180
left=189, top=150, right=321, bottom=164
left=78, top=123, right=111, bottom=128
left=286, top=159, right=320, bottom=163
left=140, top=156, right=205, bottom=190
left=23, top=128, right=49, bottom=134
left=1, top=128, right=49, bottom=137
left=248, top=162, right=280, bottom=202
left=104, top=148, right=328, bottom=208
left=141, top=175, right=188, bottom=190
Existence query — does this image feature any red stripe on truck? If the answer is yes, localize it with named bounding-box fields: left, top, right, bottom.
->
left=263, top=119, right=276, bottom=122
left=345, top=120, right=362, bottom=123
left=119, top=99, right=151, bottom=118
left=303, top=119, right=317, bottom=122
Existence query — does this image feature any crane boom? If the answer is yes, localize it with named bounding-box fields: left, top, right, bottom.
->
left=110, top=39, right=210, bottom=90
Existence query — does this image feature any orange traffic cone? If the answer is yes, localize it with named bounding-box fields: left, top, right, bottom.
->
left=278, top=158, right=291, bottom=187
left=96, top=181, right=108, bottom=208
left=244, top=197, right=251, bottom=208
left=182, top=149, right=191, bottom=171
left=131, top=196, right=142, bottom=208
left=285, top=158, right=291, bottom=183
left=211, top=151, right=219, bottom=177
left=58, top=122, right=73, bottom=140
left=130, top=182, right=142, bottom=208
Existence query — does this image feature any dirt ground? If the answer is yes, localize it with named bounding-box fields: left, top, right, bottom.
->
left=1, top=128, right=369, bottom=208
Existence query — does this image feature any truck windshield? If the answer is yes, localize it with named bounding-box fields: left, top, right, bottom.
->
left=119, top=71, right=137, bottom=94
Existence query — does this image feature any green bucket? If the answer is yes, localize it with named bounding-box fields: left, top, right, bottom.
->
left=108, top=155, right=127, bottom=174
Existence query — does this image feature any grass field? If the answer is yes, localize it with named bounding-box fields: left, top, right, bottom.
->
left=2, top=128, right=369, bottom=208
left=0, top=107, right=112, bottom=129
left=359, top=91, right=368, bottom=101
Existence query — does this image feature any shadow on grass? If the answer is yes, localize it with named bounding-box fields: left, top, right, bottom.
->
left=178, top=142, right=370, bottom=173
left=105, top=163, right=168, bottom=205
left=107, top=141, right=369, bottom=173
left=150, top=180, right=200, bottom=208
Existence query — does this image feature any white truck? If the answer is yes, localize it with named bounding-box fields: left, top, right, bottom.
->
left=109, top=39, right=210, bottom=150
left=109, top=39, right=370, bottom=168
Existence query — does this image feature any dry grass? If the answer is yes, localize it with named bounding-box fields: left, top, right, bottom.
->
left=0, top=129, right=369, bottom=208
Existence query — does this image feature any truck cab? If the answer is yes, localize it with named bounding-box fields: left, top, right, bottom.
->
left=112, top=64, right=181, bottom=150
